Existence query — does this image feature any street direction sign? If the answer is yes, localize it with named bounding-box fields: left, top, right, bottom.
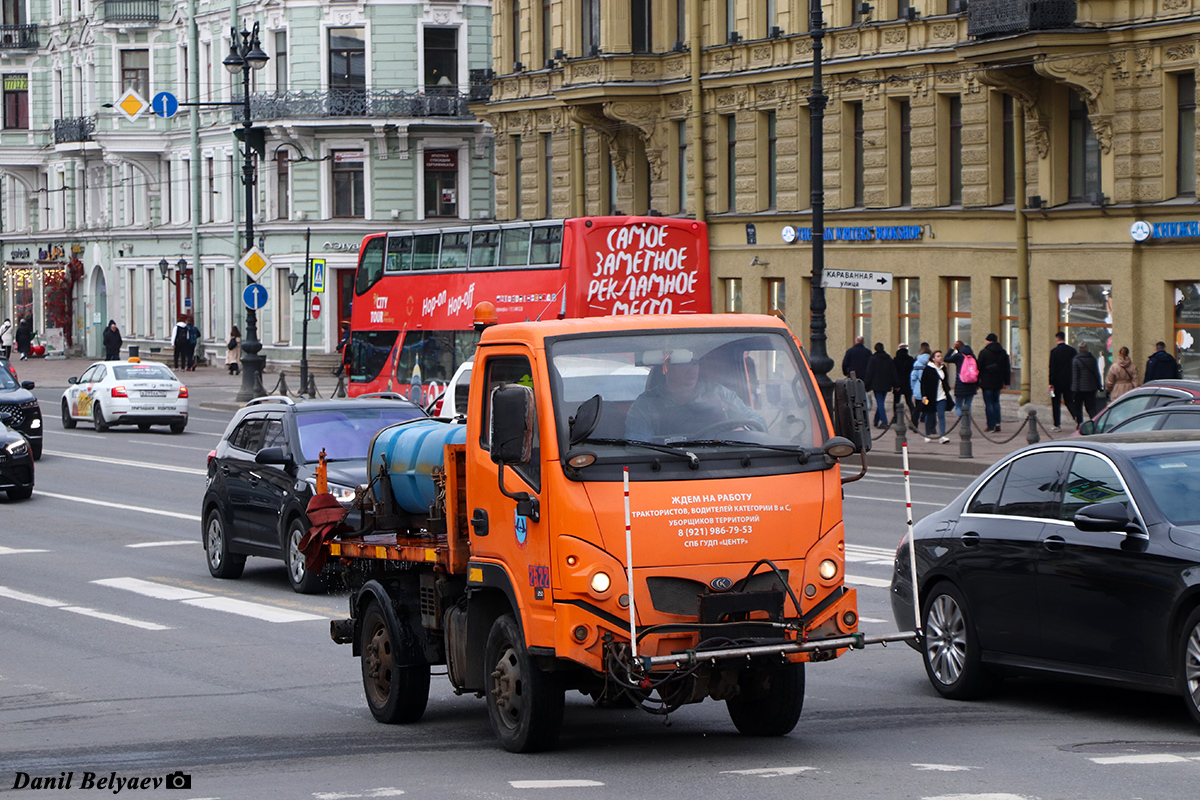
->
left=116, top=89, right=149, bottom=122
left=243, top=283, right=269, bottom=311
left=820, top=269, right=894, bottom=291
left=311, top=295, right=322, bottom=320
left=310, top=258, right=326, bottom=294
left=238, top=246, right=271, bottom=281
left=151, top=91, right=179, bottom=118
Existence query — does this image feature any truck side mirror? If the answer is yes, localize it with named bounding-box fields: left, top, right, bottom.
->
left=832, top=376, right=871, bottom=453
left=569, top=394, right=602, bottom=446
left=490, top=384, right=535, bottom=466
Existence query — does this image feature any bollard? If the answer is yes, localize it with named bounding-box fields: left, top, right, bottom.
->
left=334, top=374, right=347, bottom=398
left=894, top=404, right=908, bottom=454
left=1026, top=408, right=1040, bottom=444
left=306, top=371, right=318, bottom=399
left=958, top=407, right=973, bottom=459
left=278, top=370, right=290, bottom=397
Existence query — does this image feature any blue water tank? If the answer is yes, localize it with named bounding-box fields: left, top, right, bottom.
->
left=370, top=419, right=468, bottom=514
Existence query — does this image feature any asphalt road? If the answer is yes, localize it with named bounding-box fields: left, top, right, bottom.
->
left=2, top=382, right=1199, bottom=799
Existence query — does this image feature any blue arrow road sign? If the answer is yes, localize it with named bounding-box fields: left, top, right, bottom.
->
left=152, top=91, right=179, bottom=118
left=243, top=283, right=269, bottom=311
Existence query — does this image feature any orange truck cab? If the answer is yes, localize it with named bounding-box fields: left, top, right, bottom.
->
left=317, top=311, right=907, bottom=752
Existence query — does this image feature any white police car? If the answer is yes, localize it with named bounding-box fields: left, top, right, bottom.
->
left=61, top=360, right=189, bottom=433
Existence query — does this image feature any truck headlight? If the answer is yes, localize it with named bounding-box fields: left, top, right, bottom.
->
left=818, top=559, right=839, bottom=580
left=590, top=572, right=611, bottom=594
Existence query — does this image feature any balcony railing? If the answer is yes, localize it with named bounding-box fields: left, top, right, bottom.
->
left=0, top=24, right=38, bottom=49
left=54, top=116, right=95, bottom=144
left=967, top=0, right=1076, bottom=38
left=100, top=0, right=160, bottom=23
left=249, top=88, right=473, bottom=120
left=469, top=69, right=494, bottom=102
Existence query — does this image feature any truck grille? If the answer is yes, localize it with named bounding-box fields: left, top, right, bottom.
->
left=646, top=571, right=789, bottom=617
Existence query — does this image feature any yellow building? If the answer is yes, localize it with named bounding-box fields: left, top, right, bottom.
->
left=473, top=0, right=1200, bottom=400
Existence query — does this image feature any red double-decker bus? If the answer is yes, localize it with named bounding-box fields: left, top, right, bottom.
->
left=345, top=216, right=711, bottom=400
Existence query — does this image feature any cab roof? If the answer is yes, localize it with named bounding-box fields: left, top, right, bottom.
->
left=478, top=313, right=793, bottom=347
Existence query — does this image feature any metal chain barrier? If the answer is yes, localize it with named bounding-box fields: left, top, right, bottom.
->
left=969, top=413, right=1030, bottom=444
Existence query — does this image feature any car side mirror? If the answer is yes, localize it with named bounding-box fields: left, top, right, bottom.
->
left=255, top=446, right=292, bottom=467
left=1078, top=419, right=1096, bottom=435
left=1073, top=501, right=1132, bottom=533
left=68, top=376, right=79, bottom=385
left=21, top=380, right=34, bottom=390
left=491, top=384, right=535, bottom=466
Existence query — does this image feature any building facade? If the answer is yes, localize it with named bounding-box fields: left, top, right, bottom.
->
left=1, top=0, right=494, bottom=364
left=474, top=0, right=1200, bottom=401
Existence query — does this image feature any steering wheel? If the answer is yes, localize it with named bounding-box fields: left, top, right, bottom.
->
left=693, top=417, right=768, bottom=438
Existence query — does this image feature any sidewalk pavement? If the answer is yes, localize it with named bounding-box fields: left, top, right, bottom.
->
left=12, top=355, right=1064, bottom=476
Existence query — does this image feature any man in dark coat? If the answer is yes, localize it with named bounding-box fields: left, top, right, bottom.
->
left=14, top=317, right=32, bottom=361
left=892, top=343, right=916, bottom=426
left=1071, top=342, right=1103, bottom=421
left=864, top=343, right=899, bottom=428
left=945, top=340, right=979, bottom=420
left=102, top=320, right=122, bottom=361
left=1144, top=341, right=1181, bottom=382
left=1048, top=331, right=1078, bottom=431
left=841, top=336, right=871, bottom=380
left=976, top=333, right=1011, bottom=432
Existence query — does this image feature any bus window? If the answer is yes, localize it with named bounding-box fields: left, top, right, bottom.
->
left=500, top=227, right=531, bottom=267
left=385, top=235, right=413, bottom=272
left=441, top=232, right=471, bottom=269
left=470, top=229, right=500, bottom=268
left=355, top=236, right=386, bottom=295
left=530, top=224, right=563, bottom=265
left=413, top=234, right=440, bottom=271
left=348, top=330, right=399, bottom=382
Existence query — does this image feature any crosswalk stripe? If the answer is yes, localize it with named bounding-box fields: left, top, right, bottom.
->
left=125, top=540, right=195, bottom=549
left=0, top=586, right=168, bottom=630
left=0, top=545, right=49, bottom=555
left=93, top=577, right=324, bottom=623
left=508, top=781, right=604, bottom=789
left=846, top=574, right=891, bottom=588
left=93, top=577, right=209, bottom=601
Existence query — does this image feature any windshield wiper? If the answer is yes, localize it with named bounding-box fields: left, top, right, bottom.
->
left=579, top=437, right=700, bottom=469
left=669, top=439, right=815, bottom=462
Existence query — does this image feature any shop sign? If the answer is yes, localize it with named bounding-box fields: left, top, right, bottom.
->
left=39, top=244, right=66, bottom=261
left=7, top=247, right=31, bottom=261
left=425, top=150, right=458, bottom=171
left=781, top=225, right=923, bottom=243
left=1131, top=219, right=1200, bottom=241
left=323, top=241, right=360, bottom=252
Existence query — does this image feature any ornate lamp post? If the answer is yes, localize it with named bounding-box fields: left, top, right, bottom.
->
left=807, top=0, right=835, bottom=405
left=225, top=22, right=269, bottom=401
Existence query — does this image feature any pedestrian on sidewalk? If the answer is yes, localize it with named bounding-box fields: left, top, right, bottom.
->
left=1144, top=341, right=1182, bottom=382
left=864, top=342, right=899, bottom=429
left=1048, top=331, right=1077, bottom=431
left=102, top=320, right=122, bottom=361
left=919, top=349, right=953, bottom=443
left=172, top=318, right=189, bottom=370
left=977, top=333, right=1011, bottom=432
left=185, top=318, right=200, bottom=371
left=14, top=317, right=31, bottom=361
left=0, top=318, right=11, bottom=358
left=1105, top=346, right=1140, bottom=401
left=892, top=343, right=916, bottom=425
left=945, top=339, right=979, bottom=419
left=910, top=343, right=932, bottom=431
left=225, top=326, right=241, bottom=376
left=1071, top=342, right=1103, bottom=421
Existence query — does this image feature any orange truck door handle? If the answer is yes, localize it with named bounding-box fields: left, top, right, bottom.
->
left=471, top=508, right=489, bottom=537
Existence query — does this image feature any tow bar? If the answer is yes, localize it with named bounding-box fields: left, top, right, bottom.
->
left=640, top=631, right=918, bottom=669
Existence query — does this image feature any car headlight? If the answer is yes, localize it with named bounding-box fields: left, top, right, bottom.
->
left=328, top=483, right=358, bottom=505
left=5, top=439, right=29, bottom=456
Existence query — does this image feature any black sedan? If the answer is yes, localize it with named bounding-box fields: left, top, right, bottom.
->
left=891, top=431, right=1200, bottom=726
left=0, top=359, right=42, bottom=460
left=0, top=411, right=34, bottom=500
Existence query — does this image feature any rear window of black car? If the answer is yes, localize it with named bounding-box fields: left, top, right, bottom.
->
left=1134, top=451, right=1200, bottom=527
left=295, top=405, right=425, bottom=462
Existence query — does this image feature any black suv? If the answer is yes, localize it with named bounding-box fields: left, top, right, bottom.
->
left=0, top=357, right=42, bottom=460
left=201, top=395, right=426, bottom=592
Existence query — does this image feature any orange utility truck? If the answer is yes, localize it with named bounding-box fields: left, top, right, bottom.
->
left=310, top=309, right=908, bottom=752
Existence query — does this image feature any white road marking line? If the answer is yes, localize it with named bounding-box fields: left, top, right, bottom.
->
left=93, top=577, right=210, bottom=601
left=508, top=780, right=604, bottom=789
left=53, top=430, right=218, bottom=452
left=912, top=763, right=976, bottom=771
left=43, top=450, right=206, bottom=476
left=847, top=544, right=899, bottom=557
left=923, top=795, right=1032, bottom=800
left=313, top=791, right=405, bottom=800
left=35, top=491, right=201, bottom=522
left=126, top=540, right=195, bottom=548
left=859, top=616, right=887, bottom=624
left=60, top=606, right=171, bottom=631
left=182, top=596, right=324, bottom=623
left=720, top=767, right=817, bottom=778
left=845, top=493, right=943, bottom=507
left=0, top=586, right=66, bottom=607
left=0, top=545, right=49, bottom=555
left=1089, top=754, right=1194, bottom=765
left=846, top=574, right=891, bottom=588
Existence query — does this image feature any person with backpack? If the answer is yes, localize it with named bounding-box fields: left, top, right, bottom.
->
left=1144, top=341, right=1182, bottom=382
left=945, top=340, right=979, bottom=419
left=172, top=318, right=190, bottom=370
left=864, top=343, right=899, bottom=429
left=977, top=333, right=1012, bottom=432
left=185, top=318, right=200, bottom=371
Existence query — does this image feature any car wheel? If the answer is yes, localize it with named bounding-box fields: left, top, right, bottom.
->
left=726, top=661, right=805, bottom=736
left=137, top=423, right=151, bottom=432
left=6, top=485, right=33, bottom=501
left=61, top=401, right=76, bottom=429
left=285, top=517, right=324, bottom=594
left=359, top=599, right=431, bottom=724
left=1182, top=607, right=1200, bottom=726
left=93, top=403, right=109, bottom=432
left=484, top=613, right=565, bottom=753
left=204, top=508, right=245, bottom=579
left=921, top=582, right=999, bottom=700
left=169, top=421, right=186, bottom=434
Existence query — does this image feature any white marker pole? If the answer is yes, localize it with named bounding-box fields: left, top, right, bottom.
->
left=623, top=467, right=637, bottom=659
left=902, top=440, right=921, bottom=634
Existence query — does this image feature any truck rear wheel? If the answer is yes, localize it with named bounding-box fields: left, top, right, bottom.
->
left=726, top=662, right=805, bottom=736
left=360, top=600, right=430, bottom=724
left=484, top=613, right=564, bottom=753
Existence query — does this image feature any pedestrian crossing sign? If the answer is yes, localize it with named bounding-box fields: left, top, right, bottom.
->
left=310, top=258, right=326, bottom=294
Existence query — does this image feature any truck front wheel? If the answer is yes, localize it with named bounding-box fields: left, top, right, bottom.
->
left=726, top=662, right=805, bottom=736
left=484, top=613, right=564, bottom=753
left=359, top=600, right=430, bottom=724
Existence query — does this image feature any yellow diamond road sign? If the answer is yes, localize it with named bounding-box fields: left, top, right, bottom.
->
left=239, top=247, right=272, bottom=281
left=116, top=89, right=149, bottom=122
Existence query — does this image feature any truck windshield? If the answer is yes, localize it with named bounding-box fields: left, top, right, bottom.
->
left=548, top=330, right=825, bottom=453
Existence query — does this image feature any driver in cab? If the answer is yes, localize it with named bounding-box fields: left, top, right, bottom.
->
left=625, top=349, right=765, bottom=442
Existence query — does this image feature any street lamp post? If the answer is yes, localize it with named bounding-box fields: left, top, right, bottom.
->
left=807, top=1, right=835, bottom=405
left=225, top=21, right=269, bottom=402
